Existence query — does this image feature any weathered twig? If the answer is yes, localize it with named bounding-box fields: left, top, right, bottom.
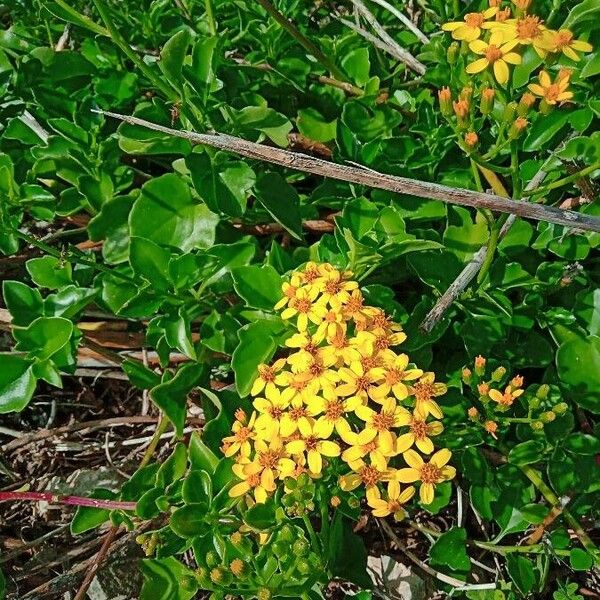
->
left=368, top=0, right=429, bottom=44
left=419, top=135, right=577, bottom=333
left=0, top=491, right=136, bottom=511
left=96, top=110, right=600, bottom=233
left=350, top=0, right=426, bottom=74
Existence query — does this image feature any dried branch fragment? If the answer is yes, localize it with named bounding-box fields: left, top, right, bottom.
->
left=97, top=110, right=600, bottom=233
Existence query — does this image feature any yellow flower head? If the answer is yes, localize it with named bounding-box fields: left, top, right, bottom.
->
left=281, top=288, right=327, bottom=332
left=442, top=7, right=498, bottom=42
left=370, top=353, right=423, bottom=402
left=466, top=39, right=522, bottom=85
left=488, top=384, right=524, bottom=407
left=396, top=413, right=444, bottom=455
left=411, top=372, right=447, bottom=419
left=367, top=480, right=415, bottom=521
left=528, top=70, right=574, bottom=105
left=285, top=420, right=341, bottom=475
left=541, top=29, right=593, bottom=61
left=494, top=15, right=548, bottom=57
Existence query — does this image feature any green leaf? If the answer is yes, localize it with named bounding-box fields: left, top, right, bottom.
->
left=564, top=433, right=600, bottom=455
left=512, top=46, right=543, bottom=89
left=297, top=108, right=337, bottom=143
left=188, top=431, right=219, bottom=473
left=254, top=172, right=303, bottom=240
left=71, top=488, right=115, bottom=534
left=163, top=309, right=196, bottom=360
left=328, top=514, right=371, bottom=587
left=569, top=548, right=593, bottom=571
left=129, top=237, right=171, bottom=291
left=159, top=29, right=191, bottom=89
left=2, top=280, right=43, bottom=326
left=150, top=364, right=207, bottom=435
left=13, top=316, right=73, bottom=360
left=235, top=105, right=293, bottom=147
left=170, top=503, right=210, bottom=537
left=430, top=527, right=471, bottom=572
left=508, top=440, right=545, bottom=466
left=523, top=111, right=569, bottom=152
left=182, top=470, right=212, bottom=504
left=26, top=256, right=72, bottom=289
left=129, top=173, right=218, bottom=251
left=563, top=0, right=600, bottom=31
left=506, top=554, right=536, bottom=596
left=244, top=499, right=276, bottom=530
left=183, top=36, right=221, bottom=99
left=156, top=442, right=188, bottom=488
left=231, top=319, right=284, bottom=396
left=231, top=264, right=283, bottom=310
left=0, top=354, right=36, bottom=413
left=122, top=359, right=161, bottom=390
left=44, top=0, right=109, bottom=36
left=140, top=557, right=197, bottom=600
left=341, top=198, right=379, bottom=240
left=556, top=335, right=600, bottom=413
left=186, top=152, right=255, bottom=218
left=341, top=47, right=370, bottom=86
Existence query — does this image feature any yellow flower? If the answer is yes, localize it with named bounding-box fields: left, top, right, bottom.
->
left=280, top=288, right=327, bottom=331
left=315, top=308, right=346, bottom=343
left=279, top=400, right=312, bottom=437
left=395, top=448, right=456, bottom=505
left=355, top=397, right=411, bottom=453
left=253, top=387, right=294, bottom=435
left=318, top=269, right=358, bottom=310
left=245, top=437, right=296, bottom=486
left=222, top=412, right=258, bottom=458
left=320, top=333, right=361, bottom=367
left=366, top=480, right=415, bottom=520
left=294, top=355, right=340, bottom=392
left=336, top=360, right=385, bottom=405
left=342, top=289, right=372, bottom=326
left=230, top=460, right=273, bottom=504
left=442, top=7, right=498, bottom=42
left=528, top=70, right=574, bottom=105
left=298, top=261, right=327, bottom=286
left=488, top=384, right=524, bottom=407
left=251, top=358, right=287, bottom=396
left=494, top=15, right=548, bottom=57
left=361, top=308, right=404, bottom=335
left=339, top=460, right=390, bottom=492
left=285, top=332, right=323, bottom=370
left=541, top=29, right=593, bottom=61
left=305, top=390, right=354, bottom=437
left=273, top=274, right=302, bottom=310
left=411, top=372, right=446, bottom=419
left=340, top=427, right=394, bottom=471
left=396, top=413, right=444, bottom=454
left=466, top=39, right=521, bottom=85
left=277, top=370, right=318, bottom=404
left=371, top=353, right=423, bottom=402
left=285, top=420, right=341, bottom=474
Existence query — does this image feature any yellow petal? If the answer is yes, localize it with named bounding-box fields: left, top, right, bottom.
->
left=229, top=481, right=250, bottom=498
left=466, top=58, right=489, bottom=74
left=308, top=450, right=322, bottom=474
left=395, top=467, right=420, bottom=483
left=403, top=449, right=424, bottom=469
left=319, top=440, right=341, bottom=457
left=396, top=433, right=414, bottom=454
left=504, top=52, right=522, bottom=65
left=493, top=59, right=510, bottom=85
left=388, top=479, right=401, bottom=500
left=420, top=482, right=435, bottom=505
left=431, top=448, right=451, bottom=468
left=572, top=40, right=592, bottom=52
left=539, top=70, right=551, bottom=87
left=286, top=440, right=305, bottom=454
left=469, top=39, right=488, bottom=54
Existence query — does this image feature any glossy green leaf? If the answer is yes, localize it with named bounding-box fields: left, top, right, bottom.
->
left=231, top=264, right=283, bottom=310
left=0, top=354, right=36, bottom=413
left=13, top=316, right=73, bottom=360
left=430, top=527, right=471, bottom=572
left=2, top=280, right=43, bottom=326
left=26, top=256, right=72, bottom=289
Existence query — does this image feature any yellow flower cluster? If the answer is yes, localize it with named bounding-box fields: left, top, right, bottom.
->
left=442, top=0, right=592, bottom=85
left=223, top=262, right=455, bottom=518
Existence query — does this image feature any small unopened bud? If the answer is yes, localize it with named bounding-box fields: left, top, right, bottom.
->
left=453, top=99, right=470, bottom=128
left=518, top=92, right=536, bottom=116
left=462, top=368, right=472, bottom=383
left=257, top=588, right=272, bottom=600
left=540, top=410, right=556, bottom=423
left=210, top=567, right=225, bottom=584
left=496, top=7, right=511, bottom=21
left=460, top=87, right=474, bottom=103
left=491, top=366, right=506, bottom=382
left=480, top=88, right=495, bottom=115
left=511, top=375, right=524, bottom=389
left=474, top=355, right=486, bottom=375
left=512, top=0, right=532, bottom=13
left=557, top=68, right=573, bottom=84
left=230, top=531, right=243, bottom=546
left=206, top=551, right=220, bottom=568
left=553, top=402, right=568, bottom=415
left=234, top=408, right=247, bottom=424
left=536, top=384, right=549, bottom=400
left=195, top=566, right=209, bottom=583
left=230, top=558, right=246, bottom=578
left=502, top=101, right=518, bottom=123
left=531, top=420, right=544, bottom=430
left=293, top=538, right=309, bottom=556
left=468, top=406, right=479, bottom=420
left=484, top=420, right=498, bottom=439
left=539, top=99, right=554, bottom=115
left=438, top=87, right=453, bottom=117
left=348, top=497, right=360, bottom=509
left=464, top=132, right=478, bottom=150
left=489, top=0, right=501, bottom=6
left=529, top=396, right=541, bottom=410
left=509, top=117, right=528, bottom=139
left=447, top=41, right=460, bottom=64
left=330, top=495, right=341, bottom=507
left=478, top=382, right=490, bottom=396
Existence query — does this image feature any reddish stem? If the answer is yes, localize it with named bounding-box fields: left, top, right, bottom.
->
left=0, top=491, right=136, bottom=511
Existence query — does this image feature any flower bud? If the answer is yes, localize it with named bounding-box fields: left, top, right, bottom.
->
left=293, top=538, right=309, bottom=556
left=462, top=368, right=472, bottom=383
left=511, top=375, right=524, bottom=389
left=348, top=496, right=360, bottom=509
left=509, top=117, right=528, bottom=139
left=536, top=384, right=549, bottom=400
left=502, top=101, right=518, bottom=123
left=491, top=366, right=506, bottom=382
left=496, top=7, right=511, bottom=22
left=539, top=99, right=554, bottom=115
left=512, top=0, right=532, bottom=13
left=447, top=42, right=460, bottom=64
left=489, top=0, right=501, bottom=6
left=531, top=420, right=544, bottom=430
left=230, top=531, right=243, bottom=546
left=210, top=567, right=228, bottom=584
left=480, top=88, right=495, bottom=115
left=330, top=495, right=341, bottom=507
left=234, top=408, right=247, bottom=424
left=438, top=87, right=453, bottom=117
left=540, top=410, right=556, bottom=423
left=278, top=524, right=294, bottom=542
left=297, top=559, right=312, bottom=575
left=468, top=406, right=479, bottom=420
left=552, top=402, right=568, bottom=415
left=484, top=420, right=498, bottom=439
left=529, top=396, right=541, bottom=410
left=257, top=588, right=272, bottom=600
left=518, top=92, right=536, bottom=116
left=478, top=382, right=490, bottom=396
left=453, top=99, right=470, bottom=128
left=460, top=87, right=474, bottom=103
left=474, top=355, right=486, bottom=374
left=230, top=558, right=246, bottom=578
left=206, top=551, right=220, bottom=568
left=464, top=132, right=478, bottom=150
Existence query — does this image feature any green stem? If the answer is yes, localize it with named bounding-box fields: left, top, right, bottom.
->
left=302, top=514, right=321, bottom=554
left=477, top=217, right=502, bottom=285
left=522, top=161, right=600, bottom=198
left=473, top=541, right=570, bottom=557
left=320, top=502, right=330, bottom=551
left=14, top=230, right=137, bottom=285
left=255, top=0, right=349, bottom=83
left=139, top=414, right=170, bottom=467
left=470, top=157, right=484, bottom=192
left=511, top=142, right=522, bottom=199
left=470, top=155, right=514, bottom=175
left=501, top=417, right=533, bottom=424
left=204, top=0, right=217, bottom=35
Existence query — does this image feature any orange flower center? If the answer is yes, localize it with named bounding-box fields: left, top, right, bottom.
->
left=355, top=375, right=371, bottom=391
left=289, top=406, right=308, bottom=420
left=235, top=427, right=252, bottom=442
left=258, top=366, right=276, bottom=381
left=258, top=449, right=281, bottom=469
left=555, top=30, right=573, bottom=48
left=325, top=399, right=345, bottom=421
left=371, top=312, right=392, bottom=329
left=419, top=463, right=442, bottom=484
left=413, top=382, right=435, bottom=402
left=294, top=298, right=312, bottom=313
left=360, top=465, right=382, bottom=487
left=247, top=473, right=260, bottom=487
left=304, top=341, right=319, bottom=354
left=345, top=295, right=364, bottom=313
left=268, top=406, right=283, bottom=419
left=372, top=411, right=395, bottom=431
left=324, top=280, right=342, bottom=295
left=386, top=368, right=404, bottom=385
left=325, top=311, right=338, bottom=323
left=284, top=285, right=297, bottom=298
left=331, top=334, right=349, bottom=349
left=410, top=419, right=429, bottom=440
left=303, top=267, right=320, bottom=283
left=363, top=440, right=378, bottom=453
left=499, top=392, right=514, bottom=406
left=375, top=335, right=391, bottom=351
left=485, top=45, right=503, bottom=62
left=516, top=16, right=542, bottom=40
left=305, top=435, right=319, bottom=451
left=361, top=356, right=380, bottom=370
left=309, top=361, right=325, bottom=377
left=465, top=12, right=485, bottom=28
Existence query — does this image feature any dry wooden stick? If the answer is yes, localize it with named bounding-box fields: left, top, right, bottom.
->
left=350, top=0, right=426, bottom=74
left=368, top=0, right=429, bottom=44
left=96, top=109, right=600, bottom=233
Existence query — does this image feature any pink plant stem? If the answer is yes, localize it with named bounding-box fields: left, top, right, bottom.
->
left=0, top=491, right=136, bottom=511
